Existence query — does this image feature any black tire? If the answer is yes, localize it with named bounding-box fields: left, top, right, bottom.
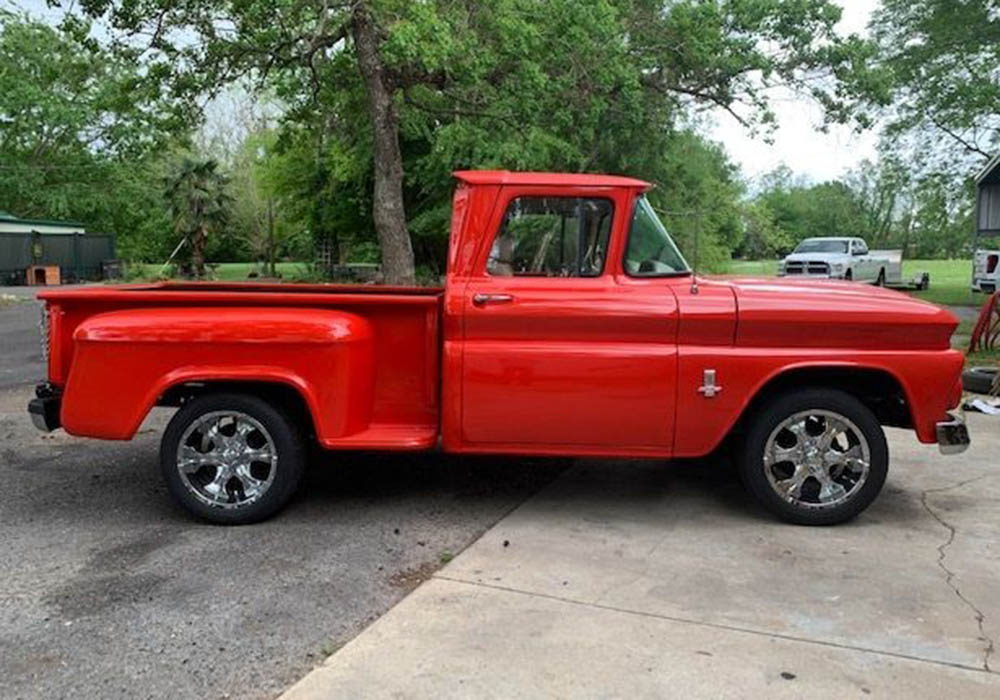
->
left=160, top=392, right=306, bottom=524
left=739, top=388, right=888, bottom=526
left=844, top=269, right=853, bottom=281
left=875, top=269, right=885, bottom=287
left=963, top=366, right=998, bottom=395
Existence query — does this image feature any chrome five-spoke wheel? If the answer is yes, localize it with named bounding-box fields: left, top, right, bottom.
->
left=740, top=388, right=889, bottom=525
left=177, top=411, right=278, bottom=509
left=764, top=410, right=870, bottom=509
left=161, top=393, right=305, bottom=524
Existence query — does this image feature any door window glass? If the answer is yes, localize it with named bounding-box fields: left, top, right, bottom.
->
left=487, top=197, right=613, bottom=277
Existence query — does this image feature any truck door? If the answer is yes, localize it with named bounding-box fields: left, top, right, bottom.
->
left=459, top=186, right=679, bottom=455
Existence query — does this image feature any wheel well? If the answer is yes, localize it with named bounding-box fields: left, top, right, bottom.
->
left=158, top=380, right=317, bottom=439
left=737, top=367, right=912, bottom=433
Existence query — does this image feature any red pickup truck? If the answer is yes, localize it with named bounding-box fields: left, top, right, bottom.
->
left=29, top=171, right=969, bottom=526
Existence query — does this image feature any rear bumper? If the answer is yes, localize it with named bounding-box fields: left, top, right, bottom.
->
left=28, top=383, right=61, bottom=432
left=936, top=413, right=970, bottom=455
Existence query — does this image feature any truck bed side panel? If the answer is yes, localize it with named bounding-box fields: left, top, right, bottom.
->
left=42, top=285, right=442, bottom=448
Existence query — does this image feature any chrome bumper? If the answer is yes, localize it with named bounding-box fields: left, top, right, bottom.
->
left=936, top=413, right=970, bottom=455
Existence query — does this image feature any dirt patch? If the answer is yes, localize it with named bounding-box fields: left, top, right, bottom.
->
left=388, top=561, right=439, bottom=591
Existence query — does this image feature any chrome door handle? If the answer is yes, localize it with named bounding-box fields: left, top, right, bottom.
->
left=472, top=293, right=515, bottom=307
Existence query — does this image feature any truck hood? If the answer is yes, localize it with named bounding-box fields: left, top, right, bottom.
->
left=719, top=276, right=958, bottom=350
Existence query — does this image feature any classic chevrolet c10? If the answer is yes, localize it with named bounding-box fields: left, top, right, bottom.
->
left=29, top=171, right=969, bottom=525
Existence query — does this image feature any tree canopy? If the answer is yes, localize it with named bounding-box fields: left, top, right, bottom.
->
left=0, top=10, right=186, bottom=258
left=62, top=0, right=877, bottom=279
left=0, top=2, right=989, bottom=277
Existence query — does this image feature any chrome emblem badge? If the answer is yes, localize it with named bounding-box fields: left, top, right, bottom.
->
left=698, top=369, right=721, bottom=398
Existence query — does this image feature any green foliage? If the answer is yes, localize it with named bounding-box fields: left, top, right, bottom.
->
left=753, top=168, right=867, bottom=252
left=649, top=132, right=744, bottom=273
left=748, top=154, right=974, bottom=261
left=164, top=157, right=232, bottom=276
left=67, top=0, right=872, bottom=275
left=871, top=0, right=1000, bottom=169
left=738, top=201, right=793, bottom=260
left=228, top=128, right=312, bottom=273
left=0, top=11, right=187, bottom=261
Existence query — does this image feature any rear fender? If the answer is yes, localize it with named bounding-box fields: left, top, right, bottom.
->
left=60, top=307, right=374, bottom=442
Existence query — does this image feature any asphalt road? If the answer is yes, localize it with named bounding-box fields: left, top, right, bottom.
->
left=0, top=383, right=564, bottom=698
left=0, top=287, right=44, bottom=389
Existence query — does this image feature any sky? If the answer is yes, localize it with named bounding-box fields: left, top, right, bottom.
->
left=6, top=0, right=882, bottom=185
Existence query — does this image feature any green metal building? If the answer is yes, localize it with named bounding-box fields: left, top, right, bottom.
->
left=0, top=211, right=115, bottom=284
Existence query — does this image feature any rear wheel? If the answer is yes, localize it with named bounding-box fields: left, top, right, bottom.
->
left=160, top=393, right=306, bottom=524
left=739, top=388, right=888, bottom=525
left=844, top=269, right=853, bottom=281
left=875, top=269, right=885, bottom=286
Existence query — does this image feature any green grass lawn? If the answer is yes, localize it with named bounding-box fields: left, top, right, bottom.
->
left=726, top=258, right=982, bottom=307
left=131, top=261, right=311, bottom=281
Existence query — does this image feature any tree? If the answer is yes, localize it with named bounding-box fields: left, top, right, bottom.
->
left=755, top=172, right=867, bottom=245
left=843, top=157, right=912, bottom=249
left=870, top=0, right=1000, bottom=171
left=738, top=201, right=793, bottom=260
left=71, top=0, right=877, bottom=283
left=0, top=11, right=186, bottom=259
left=164, top=158, right=231, bottom=278
left=229, top=128, right=309, bottom=277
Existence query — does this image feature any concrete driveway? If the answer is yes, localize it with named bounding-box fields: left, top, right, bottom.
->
left=284, top=415, right=1000, bottom=698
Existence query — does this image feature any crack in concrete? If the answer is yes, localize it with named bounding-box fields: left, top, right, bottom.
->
left=919, top=475, right=996, bottom=673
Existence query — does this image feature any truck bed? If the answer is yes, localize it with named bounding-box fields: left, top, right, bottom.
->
left=38, top=282, right=445, bottom=449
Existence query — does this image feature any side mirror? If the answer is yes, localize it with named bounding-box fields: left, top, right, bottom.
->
left=853, top=249, right=865, bottom=256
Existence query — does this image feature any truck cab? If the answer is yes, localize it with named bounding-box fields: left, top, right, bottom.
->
left=30, top=171, right=968, bottom=527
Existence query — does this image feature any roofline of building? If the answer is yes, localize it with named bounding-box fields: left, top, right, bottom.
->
left=975, top=153, right=1000, bottom=184
left=0, top=214, right=87, bottom=228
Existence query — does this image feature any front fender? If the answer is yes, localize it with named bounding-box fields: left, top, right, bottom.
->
left=61, top=307, right=374, bottom=442
left=673, top=348, right=965, bottom=456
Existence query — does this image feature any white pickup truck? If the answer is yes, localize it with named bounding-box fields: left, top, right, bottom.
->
left=778, top=237, right=892, bottom=284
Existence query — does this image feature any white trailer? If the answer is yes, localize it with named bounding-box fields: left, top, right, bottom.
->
left=870, top=249, right=930, bottom=291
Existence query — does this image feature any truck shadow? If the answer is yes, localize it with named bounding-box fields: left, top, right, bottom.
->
left=293, top=448, right=926, bottom=529
left=293, top=449, right=755, bottom=521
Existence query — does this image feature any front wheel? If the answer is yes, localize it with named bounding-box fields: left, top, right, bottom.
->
left=844, top=269, right=853, bottom=281
left=739, top=389, right=888, bottom=525
left=160, top=393, right=306, bottom=524
left=875, top=269, right=885, bottom=286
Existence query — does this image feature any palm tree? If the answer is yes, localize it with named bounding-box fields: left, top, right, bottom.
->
left=165, top=158, right=231, bottom=278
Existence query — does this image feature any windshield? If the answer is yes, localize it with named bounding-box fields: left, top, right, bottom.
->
left=624, top=197, right=690, bottom=276
left=793, top=239, right=848, bottom=254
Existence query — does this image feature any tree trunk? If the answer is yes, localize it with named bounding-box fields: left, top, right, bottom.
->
left=351, top=3, right=416, bottom=285
left=267, top=197, right=276, bottom=277
left=192, top=225, right=206, bottom=278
